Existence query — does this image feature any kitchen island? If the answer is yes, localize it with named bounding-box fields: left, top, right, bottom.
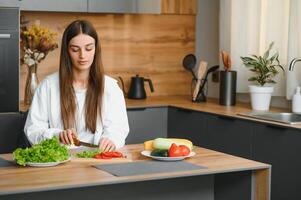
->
left=0, top=144, right=270, bottom=200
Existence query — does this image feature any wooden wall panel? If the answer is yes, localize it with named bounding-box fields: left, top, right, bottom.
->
left=20, top=12, right=195, bottom=100
left=161, top=0, right=197, bottom=15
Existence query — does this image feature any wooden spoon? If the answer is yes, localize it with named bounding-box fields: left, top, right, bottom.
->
left=221, top=51, right=231, bottom=71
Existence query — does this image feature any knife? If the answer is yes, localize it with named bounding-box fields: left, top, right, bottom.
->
left=75, top=140, right=99, bottom=148
left=72, top=134, right=98, bottom=148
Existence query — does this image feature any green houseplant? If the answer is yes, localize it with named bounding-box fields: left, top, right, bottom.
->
left=240, top=42, right=284, bottom=86
left=240, top=42, right=284, bottom=111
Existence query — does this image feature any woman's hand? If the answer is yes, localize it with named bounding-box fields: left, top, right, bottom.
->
left=99, top=137, right=116, bottom=152
left=59, top=128, right=77, bottom=145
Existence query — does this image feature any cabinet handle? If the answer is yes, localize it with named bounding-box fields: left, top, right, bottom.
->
left=127, top=107, right=146, bottom=111
left=176, top=108, right=192, bottom=113
left=217, top=115, right=236, bottom=121
left=265, top=124, right=287, bottom=130
left=0, top=34, right=11, bottom=39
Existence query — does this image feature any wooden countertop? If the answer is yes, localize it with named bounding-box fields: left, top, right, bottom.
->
left=0, top=144, right=269, bottom=195
left=21, top=95, right=300, bottom=129
left=126, top=95, right=301, bottom=129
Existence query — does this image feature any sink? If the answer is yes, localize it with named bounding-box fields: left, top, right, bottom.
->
left=238, top=112, right=301, bottom=125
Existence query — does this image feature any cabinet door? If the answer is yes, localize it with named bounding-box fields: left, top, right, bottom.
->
left=0, top=0, right=20, bottom=7
left=19, top=0, right=87, bottom=12
left=0, top=113, right=21, bottom=153
left=126, top=107, right=167, bottom=144
left=0, top=8, right=19, bottom=30
left=0, top=8, right=19, bottom=112
left=252, top=124, right=301, bottom=200
left=88, top=0, right=136, bottom=13
left=206, top=114, right=253, bottom=158
left=88, top=0, right=161, bottom=14
left=168, top=107, right=210, bottom=148
left=17, top=111, right=31, bottom=148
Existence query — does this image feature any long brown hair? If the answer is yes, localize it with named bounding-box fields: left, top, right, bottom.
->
left=59, top=20, right=104, bottom=133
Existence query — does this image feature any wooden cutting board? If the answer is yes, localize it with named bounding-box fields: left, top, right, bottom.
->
left=192, top=61, right=207, bottom=101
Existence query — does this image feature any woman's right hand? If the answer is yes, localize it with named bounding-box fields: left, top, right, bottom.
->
left=59, top=128, right=77, bottom=145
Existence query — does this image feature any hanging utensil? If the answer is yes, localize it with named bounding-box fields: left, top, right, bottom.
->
left=182, top=54, right=197, bottom=79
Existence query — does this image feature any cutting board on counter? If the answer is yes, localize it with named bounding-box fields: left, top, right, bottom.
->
left=71, top=157, right=131, bottom=164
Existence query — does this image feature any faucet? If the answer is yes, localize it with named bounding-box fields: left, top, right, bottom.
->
left=289, top=58, right=301, bottom=71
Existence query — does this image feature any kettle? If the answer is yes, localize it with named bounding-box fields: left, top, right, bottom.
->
left=127, top=75, right=154, bottom=99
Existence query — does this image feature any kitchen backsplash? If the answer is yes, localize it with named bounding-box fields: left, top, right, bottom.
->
left=20, top=11, right=195, bottom=101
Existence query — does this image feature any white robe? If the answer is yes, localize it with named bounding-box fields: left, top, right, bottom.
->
left=24, top=72, right=129, bottom=149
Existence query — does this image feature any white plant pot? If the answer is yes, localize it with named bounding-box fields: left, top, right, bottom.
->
left=249, top=85, right=274, bottom=111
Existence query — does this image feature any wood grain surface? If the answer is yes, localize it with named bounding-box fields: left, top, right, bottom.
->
left=20, top=12, right=195, bottom=101
left=161, top=0, right=197, bottom=14
left=0, top=144, right=269, bottom=197
left=21, top=94, right=298, bottom=129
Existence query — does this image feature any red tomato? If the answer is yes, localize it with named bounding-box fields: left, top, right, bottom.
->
left=100, top=154, right=112, bottom=159
left=179, top=145, right=190, bottom=156
left=102, top=152, right=124, bottom=158
left=94, top=151, right=124, bottom=159
left=94, top=154, right=103, bottom=159
left=168, top=143, right=182, bottom=157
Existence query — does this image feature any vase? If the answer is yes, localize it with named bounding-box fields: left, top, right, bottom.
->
left=24, top=64, right=39, bottom=105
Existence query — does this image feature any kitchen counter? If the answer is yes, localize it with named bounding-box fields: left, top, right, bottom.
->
left=0, top=144, right=270, bottom=200
left=21, top=95, right=299, bottom=129
left=126, top=95, right=299, bottom=128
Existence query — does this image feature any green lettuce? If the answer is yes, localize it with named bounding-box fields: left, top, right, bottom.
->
left=13, top=137, right=69, bottom=166
left=76, top=150, right=101, bottom=158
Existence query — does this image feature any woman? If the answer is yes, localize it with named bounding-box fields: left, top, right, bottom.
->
left=25, top=20, right=129, bottom=152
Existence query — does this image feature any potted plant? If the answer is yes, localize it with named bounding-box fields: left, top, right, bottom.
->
left=240, top=42, right=284, bottom=111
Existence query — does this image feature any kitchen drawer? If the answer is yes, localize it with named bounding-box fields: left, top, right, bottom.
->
left=205, top=114, right=253, bottom=158
left=0, top=113, right=21, bottom=153
left=168, top=107, right=210, bottom=148
left=126, top=107, right=167, bottom=144
left=0, top=7, right=19, bottom=30
left=252, top=123, right=301, bottom=200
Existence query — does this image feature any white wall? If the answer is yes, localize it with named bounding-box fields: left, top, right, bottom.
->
left=195, top=0, right=290, bottom=109
left=195, top=0, right=220, bottom=98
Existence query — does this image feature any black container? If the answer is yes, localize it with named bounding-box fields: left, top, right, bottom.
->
left=219, top=70, right=237, bottom=106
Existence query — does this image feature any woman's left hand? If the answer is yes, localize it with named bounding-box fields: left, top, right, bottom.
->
left=99, top=137, right=116, bottom=152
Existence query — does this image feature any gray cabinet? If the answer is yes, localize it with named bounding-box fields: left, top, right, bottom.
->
left=0, top=8, right=19, bottom=112
left=168, top=107, right=210, bottom=148
left=0, top=113, right=21, bottom=153
left=88, top=0, right=161, bottom=14
left=168, top=106, right=301, bottom=200
left=19, top=0, right=87, bottom=12
left=0, top=0, right=20, bottom=7
left=126, top=107, right=167, bottom=144
left=168, top=107, right=253, bottom=159
left=252, top=124, right=301, bottom=200
left=0, top=0, right=162, bottom=13
left=205, top=114, right=253, bottom=158
left=0, top=0, right=87, bottom=12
